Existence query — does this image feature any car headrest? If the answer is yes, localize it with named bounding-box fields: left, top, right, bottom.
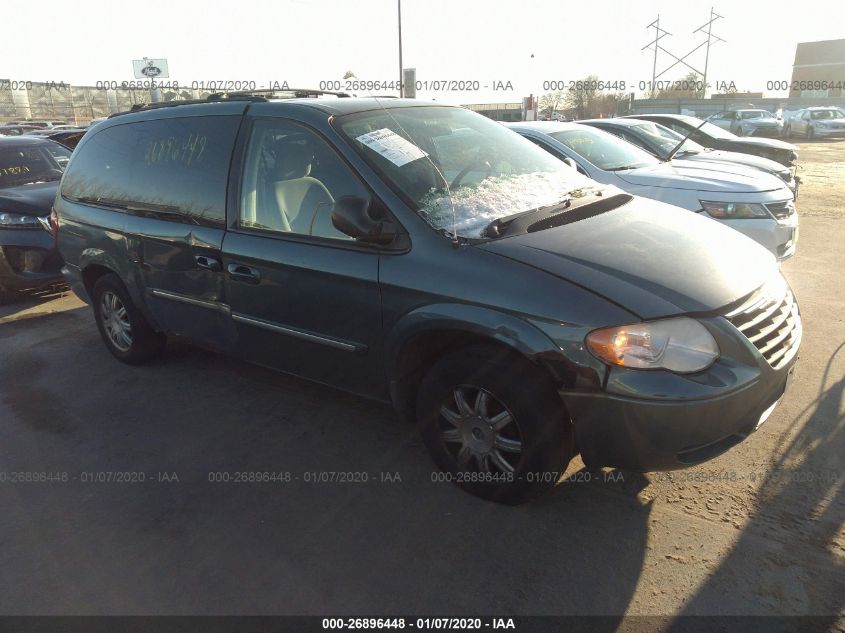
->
left=275, top=139, right=314, bottom=180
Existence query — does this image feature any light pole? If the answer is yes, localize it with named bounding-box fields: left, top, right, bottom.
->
left=398, top=0, right=403, bottom=97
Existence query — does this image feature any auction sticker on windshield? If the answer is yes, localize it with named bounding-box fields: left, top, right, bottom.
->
left=355, top=128, right=428, bottom=167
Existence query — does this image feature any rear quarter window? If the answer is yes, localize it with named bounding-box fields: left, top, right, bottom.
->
left=61, top=115, right=240, bottom=227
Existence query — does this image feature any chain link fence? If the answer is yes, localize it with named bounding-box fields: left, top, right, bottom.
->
left=0, top=81, right=211, bottom=125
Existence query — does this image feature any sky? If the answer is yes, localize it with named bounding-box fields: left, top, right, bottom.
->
left=2, top=0, right=843, bottom=104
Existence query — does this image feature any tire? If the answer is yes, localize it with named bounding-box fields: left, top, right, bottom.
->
left=416, top=344, right=574, bottom=504
left=91, top=273, right=165, bottom=364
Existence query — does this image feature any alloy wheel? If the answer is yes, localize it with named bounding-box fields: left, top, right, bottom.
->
left=438, top=385, right=523, bottom=474
left=100, top=291, right=133, bottom=352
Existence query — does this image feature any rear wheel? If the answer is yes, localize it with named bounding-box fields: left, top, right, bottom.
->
left=416, top=344, right=573, bottom=504
left=92, top=274, right=165, bottom=364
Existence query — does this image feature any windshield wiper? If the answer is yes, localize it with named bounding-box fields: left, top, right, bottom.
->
left=482, top=196, right=572, bottom=238
left=666, top=119, right=708, bottom=161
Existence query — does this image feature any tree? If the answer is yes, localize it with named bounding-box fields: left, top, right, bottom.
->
left=655, top=71, right=707, bottom=99
left=539, top=91, right=565, bottom=117
left=560, top=76, right=627, bottom=119
left=564, top=75, right=600, bottom=119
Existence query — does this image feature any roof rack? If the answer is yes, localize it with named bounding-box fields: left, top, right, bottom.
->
left=206, top=88, right=352, bottom=100
left=108, top=87, right=353, bottom=119
left=109, top=94, right=267, bottom=118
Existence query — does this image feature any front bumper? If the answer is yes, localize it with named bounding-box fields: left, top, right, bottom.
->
left=0, top=227, right=63, bottom=292
left=747, top=126, right=783, bottom=138
left=718, top=213, right=799, bottom=262
left=560, top=314, right=800, bottom=472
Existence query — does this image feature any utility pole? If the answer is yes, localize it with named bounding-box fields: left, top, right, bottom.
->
left=398, top=0, right=403, bottom=97
left=642, top=16, right=672, bottom=98
left=695, top=7, right=724, bottom=97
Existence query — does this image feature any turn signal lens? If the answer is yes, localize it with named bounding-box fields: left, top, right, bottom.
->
left=586, top=317, right=719, bottom=373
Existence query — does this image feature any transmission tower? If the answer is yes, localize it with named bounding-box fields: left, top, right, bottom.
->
left=641, top=7, right=725, bottom=97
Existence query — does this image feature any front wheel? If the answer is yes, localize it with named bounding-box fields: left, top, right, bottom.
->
left=92, top=274, right=165, bottom=364
left=416, top=344, right=573, bottom=504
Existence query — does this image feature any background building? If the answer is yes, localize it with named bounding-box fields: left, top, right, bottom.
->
left=790, top=38, right=845, bottom=98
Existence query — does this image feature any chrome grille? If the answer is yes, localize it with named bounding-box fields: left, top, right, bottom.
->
left=765, top=200, right=795, bottom=220
left=725, top=279, right=802, bottom=370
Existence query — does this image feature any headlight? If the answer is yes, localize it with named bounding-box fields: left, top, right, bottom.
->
left=700, top=201, right=770, bottom=219
left=0, top=212, right=41, bottom=227
left=586, top=317, right=719, bottom=373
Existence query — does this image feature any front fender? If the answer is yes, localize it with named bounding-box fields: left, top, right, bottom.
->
left=385, top=303, right=566, bottom=384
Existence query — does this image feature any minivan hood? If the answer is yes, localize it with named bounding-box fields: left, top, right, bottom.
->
left=478, top=196, right=777, bottom=319
left=0, top=181, right=58, bottom=215
left=615, top=162, right=784, bottom=193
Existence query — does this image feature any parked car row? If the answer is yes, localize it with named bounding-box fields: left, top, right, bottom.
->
left=510, top=120, right=799, bottom=260
left=706, top=109, right=783, bottom=138
left=30, top=95, right=801, bottom=504
left=627, top=113, right=799, bottom=166
left=784, top=107, right=845, bottom=140
left=0, top=119, right=97, bottom=139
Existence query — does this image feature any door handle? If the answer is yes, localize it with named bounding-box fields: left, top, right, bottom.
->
left=195, top=255, right=222, bottom=271
left=227, top=263, right=261, bottom=284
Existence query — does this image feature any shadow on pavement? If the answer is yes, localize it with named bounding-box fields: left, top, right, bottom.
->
left=0, top=284, right=71, bottom=318
left=667, top=342, right=845, bottom=631
left=0, top=320, right=653, bottom=619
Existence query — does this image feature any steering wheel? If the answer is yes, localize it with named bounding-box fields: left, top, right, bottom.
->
left=450, top=159, right=492, bottom=189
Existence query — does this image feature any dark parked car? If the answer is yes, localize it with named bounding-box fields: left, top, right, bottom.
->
left=624, top=114, right=798, bottom=167
left=0, top=125, right=41, bottom=137
left=47, top=129, right=88, bottom=151
left=55, top=97, right=801, bottom=503
left=0, top=136, right=70, bottom=302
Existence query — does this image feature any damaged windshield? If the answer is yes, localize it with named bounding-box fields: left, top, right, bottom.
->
left=337, top=106, right=590, bottom=238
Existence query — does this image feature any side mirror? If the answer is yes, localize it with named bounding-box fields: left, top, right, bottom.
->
left=562, top=157, right=578, bottom=170
left=331, top=196, right=399, bottom=245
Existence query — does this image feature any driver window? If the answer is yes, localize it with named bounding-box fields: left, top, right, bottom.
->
left=240, top=120, right=369, bottom=241
left=527, top=138, right=588, bottom=176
